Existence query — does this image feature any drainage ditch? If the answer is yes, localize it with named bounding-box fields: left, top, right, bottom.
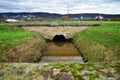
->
left=40, top=34, right=85, bottom=62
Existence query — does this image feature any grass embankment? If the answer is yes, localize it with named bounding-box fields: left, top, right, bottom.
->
left=73, top=21, right=120, bottom=62
left=0, top=25, right=35, bottom=50
left=0, top=24, right=46, bottom=62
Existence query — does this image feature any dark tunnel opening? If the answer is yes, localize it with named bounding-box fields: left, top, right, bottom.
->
left=53, top=34, right=66, bottom=42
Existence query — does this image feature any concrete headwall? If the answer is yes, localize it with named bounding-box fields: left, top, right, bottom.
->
left=22, top=26, right=91, bottom=40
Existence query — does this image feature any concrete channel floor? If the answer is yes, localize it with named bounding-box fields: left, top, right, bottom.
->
left=40, top=56, right=83, bottom=62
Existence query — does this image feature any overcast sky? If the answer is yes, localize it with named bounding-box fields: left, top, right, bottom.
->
left=0, top=0, right=120, bottom=14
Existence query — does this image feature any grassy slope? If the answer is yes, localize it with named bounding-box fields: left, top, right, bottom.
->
left=73, top=21, right=120, bottom=62
left=0, top=24, right=46, bottom=62
left=0, top=24, right=35, bottom=50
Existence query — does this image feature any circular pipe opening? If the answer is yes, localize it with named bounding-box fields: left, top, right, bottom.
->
left=53, top=34, right=66, bottom=42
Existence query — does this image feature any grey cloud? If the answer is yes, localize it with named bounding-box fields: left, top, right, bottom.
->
left=0, top=0, right=120, bottom=14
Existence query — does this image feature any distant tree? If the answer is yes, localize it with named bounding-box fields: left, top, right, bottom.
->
left=0, top=19, right=2, bottom=23
left=110, top=18, right=120, bottom=21
left=61, top=16, right=68, bottom=21
left=2, top=15, right=9, bottom=19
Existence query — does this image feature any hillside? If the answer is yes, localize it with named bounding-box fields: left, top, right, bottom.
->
left=0, top=12, right=120, bottom=19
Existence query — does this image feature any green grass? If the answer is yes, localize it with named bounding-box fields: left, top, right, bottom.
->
left=14, top=20, right=100, bottom=25
left=0, top=24, right=35, bottom=50
left=73, top=21, right=120, bottom=62
left=0, top=24, right=47, bottom=62
left=51, top=20, right=100, bottom=25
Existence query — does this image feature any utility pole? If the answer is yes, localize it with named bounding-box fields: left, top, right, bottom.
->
left=67, top=0, right=70, bottom=15
left=67, top=0, right=70, bottom=20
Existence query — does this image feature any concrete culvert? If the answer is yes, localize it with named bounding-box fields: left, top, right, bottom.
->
left=53, top=34, right=66, bottom=42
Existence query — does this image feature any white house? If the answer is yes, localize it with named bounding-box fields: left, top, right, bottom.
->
left=6, top=19, right=18, bottom=22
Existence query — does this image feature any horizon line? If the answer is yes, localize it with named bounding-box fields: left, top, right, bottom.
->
left=0, top=12, right=120, bottom=15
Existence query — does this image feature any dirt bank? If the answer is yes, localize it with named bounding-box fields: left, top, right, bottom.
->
left=1, top=36, right=46, bottom=62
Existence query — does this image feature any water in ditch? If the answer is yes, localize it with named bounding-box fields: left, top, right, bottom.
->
left=41, top=35, right=83, bottom=62
left=43, top=41, right=80, bottom=56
